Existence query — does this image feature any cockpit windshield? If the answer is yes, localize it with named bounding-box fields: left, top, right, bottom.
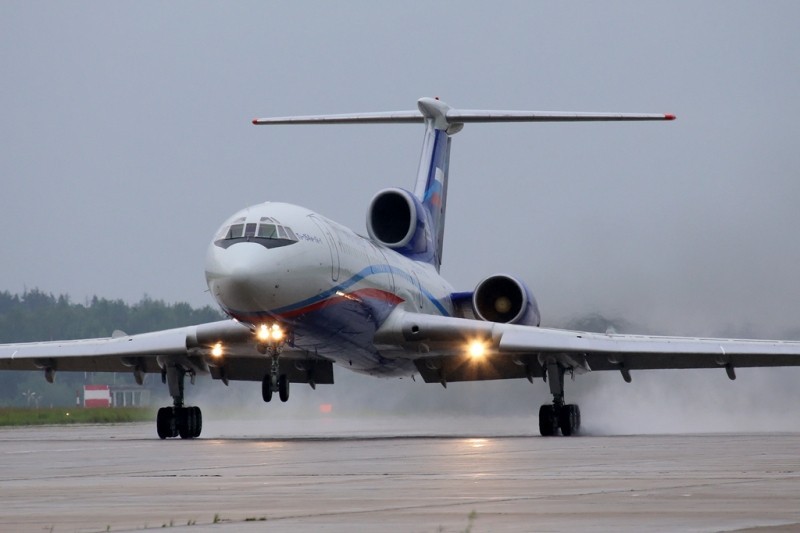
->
left=215, top=216, right=299, bottom=250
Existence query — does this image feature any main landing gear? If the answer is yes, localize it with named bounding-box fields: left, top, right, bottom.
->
left=156, top=364, right=202, bottom=439
left=538, top=362, right=581, bottom=437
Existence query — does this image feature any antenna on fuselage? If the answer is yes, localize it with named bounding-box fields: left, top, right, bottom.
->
left=252, top=98, right=675, bottom=270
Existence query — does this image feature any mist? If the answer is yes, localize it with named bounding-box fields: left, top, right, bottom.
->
left=178, top=313, right=800, bottom=438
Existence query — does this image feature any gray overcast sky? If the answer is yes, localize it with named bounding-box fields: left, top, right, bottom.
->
left=2, top=1, right=800, bottom=338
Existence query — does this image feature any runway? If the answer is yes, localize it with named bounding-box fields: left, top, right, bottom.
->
left=1, top=417, right=799, bottom=533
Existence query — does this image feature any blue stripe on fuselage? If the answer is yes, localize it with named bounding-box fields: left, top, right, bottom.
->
left=270, top=264, right=450, bottom=317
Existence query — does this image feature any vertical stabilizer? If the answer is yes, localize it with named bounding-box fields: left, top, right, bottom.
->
left=412, top=98, right=461, bottom=271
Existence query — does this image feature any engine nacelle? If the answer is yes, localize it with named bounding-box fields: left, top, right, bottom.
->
left=366, top=188, right=430, bottom=255
left=472, top=274, right=541, bottom=326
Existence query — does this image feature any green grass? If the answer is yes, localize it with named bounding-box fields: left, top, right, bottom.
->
left=0, top=407, right=154, bottom=426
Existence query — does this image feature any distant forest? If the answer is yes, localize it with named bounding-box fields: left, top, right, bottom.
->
left=0, top=290, right=222, bottom=407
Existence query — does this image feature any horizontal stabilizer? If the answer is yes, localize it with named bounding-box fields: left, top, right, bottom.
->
left=254, top=104, right=675, bottom=126
left=253, top=111, right=424, bottom=125
left=448, top=110, right=675, bottom=122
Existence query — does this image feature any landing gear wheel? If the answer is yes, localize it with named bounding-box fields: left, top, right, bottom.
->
left=538, top=405, right=557, bottom=437
left=177, top=407, right=194, bottom=439
left=156, top=407, right=175, bottom=439
left=262, top=375, right=273, bottom=402
left=190, top=406, right=202, bottom=438
left=559, top=404, right=580, bottom=436
left=175, top=406, right=202, bottom=439
left=279, top=374, right=290, bottom=402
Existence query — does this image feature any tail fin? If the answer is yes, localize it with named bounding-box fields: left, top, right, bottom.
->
left=253, top=98, right=674, bottom=271
left=413, top=98, right=455, bottom=271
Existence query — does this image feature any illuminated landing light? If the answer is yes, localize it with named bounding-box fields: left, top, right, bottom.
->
left=211, top=342, right=224, bottom=358
left=467, top=438, right=488, bottom=448
left=256, top=323, right=285, bottom=343
left=257, top=324, right=270, bottom=342
left=468, top=340, right=487, bottom=359
left=270, top=324, right=284, bottom=341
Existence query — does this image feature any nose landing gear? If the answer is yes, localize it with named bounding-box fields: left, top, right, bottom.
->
left=258, top=323, right=290, bottom=403
left=262, top=358, right=290, bottom=403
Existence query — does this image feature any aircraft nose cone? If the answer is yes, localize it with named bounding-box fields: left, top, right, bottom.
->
left=205, top=243, right=271, bottom=314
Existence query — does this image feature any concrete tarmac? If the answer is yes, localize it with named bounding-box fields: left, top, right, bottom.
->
left=1, top=416, right=799, bottom=533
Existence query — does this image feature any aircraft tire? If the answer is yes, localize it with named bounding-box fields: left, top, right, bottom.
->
left=279, top=374, right=290, bottom=402
left=177, top=408, right=191, bottom=439
left=156, top=407, right=173, bottom=439
left=262, top=375, right=272, bottom=402
left=191, top=406, right=202, bottom=438
left=559, top=405, right=580, bottom=436
left=538, top=405, right=557, bottom=436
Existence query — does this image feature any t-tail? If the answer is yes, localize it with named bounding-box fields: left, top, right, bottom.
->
left=253, top=98, right=674, bottom=270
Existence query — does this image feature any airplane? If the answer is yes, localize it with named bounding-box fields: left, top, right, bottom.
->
left=3, top=97, right=800, bottom=439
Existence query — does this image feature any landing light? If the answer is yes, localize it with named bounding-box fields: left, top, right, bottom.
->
left=270, top=324, right=284, bottom=341
left=211, top=342, right=224, bottom=358
left=468, top=340, right=487, bottom=359
left=257, top=323, right=285, bottom=343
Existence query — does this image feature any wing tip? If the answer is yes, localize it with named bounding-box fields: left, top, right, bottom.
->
left=665, top=114, right=676, bottom=121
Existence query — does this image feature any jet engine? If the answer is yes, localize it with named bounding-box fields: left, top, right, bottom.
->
left=366, top=188, right=430, bottom=254
left=472, top=274, right=541, bottom=326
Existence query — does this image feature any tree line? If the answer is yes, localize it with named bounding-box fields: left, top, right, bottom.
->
left=0, top=290, right=222, bottom=407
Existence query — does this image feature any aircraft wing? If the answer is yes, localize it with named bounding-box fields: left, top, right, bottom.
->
left=374, top=311, right=800, bottom=383
left=0, top=320, right=334, bottom=384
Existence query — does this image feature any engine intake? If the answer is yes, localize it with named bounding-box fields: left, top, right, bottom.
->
left=367, top=188, right=430, bottom=254
left=472, top=274, right=541, bottom=326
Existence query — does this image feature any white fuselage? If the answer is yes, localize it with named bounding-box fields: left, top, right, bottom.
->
left=204, top=202, right=455, bottom=376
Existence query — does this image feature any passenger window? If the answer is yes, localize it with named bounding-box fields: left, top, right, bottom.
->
left=226, top=224, right=245, bottom=239
left=245, top=223, right=257, bottom=238
left=258, top=224, right=277, bottom=238
left=277, top=226, right=288, bottom=239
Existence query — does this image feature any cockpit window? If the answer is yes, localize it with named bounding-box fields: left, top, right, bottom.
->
left=226, top=224, right=245, bottom=239
left=257, top=223, right=277, bottom=238
left=215, top=217, right=299, bottom=250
